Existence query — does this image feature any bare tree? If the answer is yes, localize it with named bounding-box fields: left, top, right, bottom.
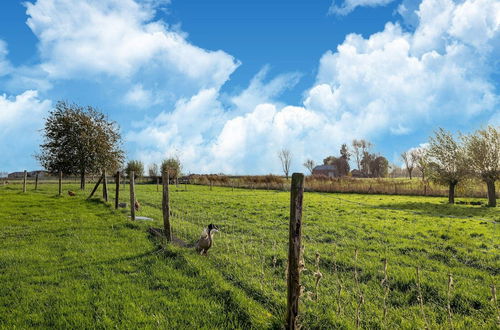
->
left=428, top=128, right=468, bottom=204
left=401, top=150, right=418, bottom=179
left=278, top=149, right=292, bottom=179
left=413, top=147, right=430, bottom=183
left=352, top=139, right=372, bottom=170
left=303, top=159, right=315, bottom=175
left=148, top=163, right=159, bottom=178
left=462, top=126, right=499, bottom=207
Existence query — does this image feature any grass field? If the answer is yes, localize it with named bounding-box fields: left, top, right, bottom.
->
left=0, top=182, right=498, bottom=328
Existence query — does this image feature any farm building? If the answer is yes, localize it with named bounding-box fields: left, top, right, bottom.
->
left=8, top=170, right=47, bottom=179
left=312, top=164, right=338, bottom=177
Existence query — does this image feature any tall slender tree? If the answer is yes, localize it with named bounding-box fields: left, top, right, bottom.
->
left=278, top=149, right=292, bottom=179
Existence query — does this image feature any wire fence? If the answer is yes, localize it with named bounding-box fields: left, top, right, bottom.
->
left=1, top=171, right=498, bottom=328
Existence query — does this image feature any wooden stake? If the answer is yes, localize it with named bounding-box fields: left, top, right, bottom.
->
left=286, top=173, right=304, bottom=330
left=156, top=176, right=159, bottom=192
left=102, top=170, right=108, bottom=202
left=22, top=170, right=27, bottom=193
left=58, top=171, right=62, bottom=196
left=88, top=174, right=104, bottom=199
left=35, top=173, right=39, bottom=191
left=130, top=171, right=136, bottom=221
left=115, top=171, right=120, bottom=209
left=162, top=171, right=172, bottom=242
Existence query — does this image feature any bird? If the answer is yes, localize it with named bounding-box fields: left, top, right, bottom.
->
left=134, top=200, right=140, bottom=211
left=195, top=224, right=219, bottom=255
left=68, top=191, right=76, bottom=196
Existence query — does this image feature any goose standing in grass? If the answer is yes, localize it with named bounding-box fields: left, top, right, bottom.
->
left=196, top=224, right=219, bottom=255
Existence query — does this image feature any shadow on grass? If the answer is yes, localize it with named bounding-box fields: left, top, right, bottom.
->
left=377, top=201, right=496, bottom=220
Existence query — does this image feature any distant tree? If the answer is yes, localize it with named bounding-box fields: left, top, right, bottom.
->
left=278, top=149, right=292, bottom=179
left=37, top=101, right=124, bottom=190
left=340, top=143, right=350, bottom=161
left=161, top=157, right=182, bottom=180
left=303, top=159, right=315, bottom=175
left=125, top=160, right=144, bottom=179
left=323, top=156, right=336, bottom=165
left=427, top=128, right=468, bottom=204
left=413, top=147, right=431, bottom=183
left=360, top=151, right=374, bottom=176
left=370, top=156, right=389, bottom=178
left=352, top=139, right=372, bottom=170
left=462, top=126, right=499, bottom=207
left=401, top=150, right=418, bottom=179
left=148, top=163, right=159, bottom=178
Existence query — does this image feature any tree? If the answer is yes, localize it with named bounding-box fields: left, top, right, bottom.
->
left=37, top=101, right=124, bottom=190
left=352, top=139, right=372, bottom=170
left=427, top=128, right=468, bottom=204
left=413, top=147, right=431, bottom=183
left=303, top=159, right=315, bottom=175
left=340, top=143, right=350, bottom=161
left=278, top=149, right=292, bottom=179
left=161, top=157, right=182, bottom=180
left=125, top=160, right=144, bottom=179
left=360, top=152, right=374, bottom=176
left=370, top=156, right=389, bottom=178
left=401, top=150, right=418, bottom=179
left=462, top=126, right=499, bottom=207
left=148, top=163, right=159, bottom=178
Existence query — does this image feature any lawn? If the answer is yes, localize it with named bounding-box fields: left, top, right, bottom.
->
left=0, top=182, right=498, bottom=328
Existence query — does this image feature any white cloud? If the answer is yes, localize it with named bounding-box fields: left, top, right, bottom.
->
left=124, top=84, right=157, bottom=108
left=25, top=0, right=239, bottom=93
left=329, top=0, right=397, bottom=16
left=0, top=90, right=51, bottom=172
left=0, top=40, right=12, bottom=76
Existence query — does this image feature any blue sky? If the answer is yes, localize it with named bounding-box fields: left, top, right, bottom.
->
left=0, top=0, right=498, bottom=174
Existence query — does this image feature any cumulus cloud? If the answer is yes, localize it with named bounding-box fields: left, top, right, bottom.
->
left=0, top=40, right=12, bottom=76
left=25, top=0, right=239, bottom=95
left=329, top=0, right=397, bottom=16
left=0, top=90, right=51, bottom=171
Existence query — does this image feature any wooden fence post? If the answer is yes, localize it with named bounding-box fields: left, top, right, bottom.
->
left=35, top=173, right=39, bottom=191
left=156, top=176, right=159, bottom=192
left=286, top=173, right=304, bottom=330
left=102, top=170, right=108, bottom=202
left=58, top=171, right=62, bottom=196
left=130, top=171, right=136, bottom=221
left=22, top=170, right=27, bottom=193
left=115, top=171, right=120, bottom=209
left=162, top=171, right=172, bottom=242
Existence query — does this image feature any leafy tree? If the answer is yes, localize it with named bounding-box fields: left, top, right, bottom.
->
left=370, top=156, right=389, bottom=178
left=37, top=101, right=124, bottom=190
left=323, top=155, right=349, bottom=177
left=278, top=149, right=292, bottom=179
left=303, top=159, right=315, bottom=175
left=427, top=128, right=468, bottom=204
left=148, top=163, right=159, bottom=178
left=414, top=147, right=431, bottom=183
left=125, top=160, right=144, bottom=179
left=462, top=126, right=499, bottom=207
left=161, top=157, right=182, bottom=180
left=340, top=143, right=350, bottom=161
left=360, top=152, right=374, bottom=176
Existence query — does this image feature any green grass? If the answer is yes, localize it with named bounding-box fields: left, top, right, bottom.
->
left=1, top=182, right=498, bottom=328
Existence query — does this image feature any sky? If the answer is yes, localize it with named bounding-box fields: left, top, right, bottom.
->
left=0, top=0, right=498, bottom=174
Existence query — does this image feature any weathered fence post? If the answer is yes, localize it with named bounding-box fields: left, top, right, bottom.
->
left=156, top=176, right=159, bottom=192
left=102, top=170, right=108, bottom=202
left=35, top=173, right=39, bottom=191
left=130, top=171, right=136, bottom=221
left=115, top=171, right=120, bottom=209
left=162, top=171, right=172, bottom=242
left=22, top=170, right=27, bottom=193
left=286, top=173, right=304, bottom=330
left=58, top=171, right=62, bottom=196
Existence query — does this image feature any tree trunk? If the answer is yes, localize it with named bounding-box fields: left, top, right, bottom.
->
left=448, top=182, right=456, bottom=204
left=486, top=179, right=496, bottom=207
left=409, top=169, right=412, bottom=180
left=80, top=170, right=85, bottom=190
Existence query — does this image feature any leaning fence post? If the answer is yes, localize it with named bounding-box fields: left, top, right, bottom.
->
left=58, top=171, right=62, bottom=196
left=286, top=173, right=304, bottom=330
left=162, top=171, right=172, bottom=242
left=102, top=170, right=108, bottom=202
left=22, top=170, right=27, bottom=193
left=115, top=171, right=120, bottom=209
left=130, top=171, right=136, bottom=221
left=35, top=173, right=39, bottom=191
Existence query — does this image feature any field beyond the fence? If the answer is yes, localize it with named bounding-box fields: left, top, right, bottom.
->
left=0, top=182, right=498, bottom=328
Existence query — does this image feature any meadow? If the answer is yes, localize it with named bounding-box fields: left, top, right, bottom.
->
left=0, top=181, right=498, bottom=329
